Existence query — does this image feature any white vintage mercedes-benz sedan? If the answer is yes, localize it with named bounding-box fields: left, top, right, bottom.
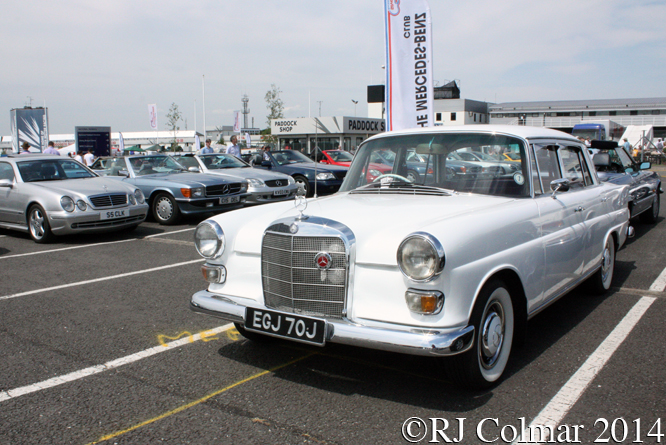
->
left=190, top=125, right=631, bottom=389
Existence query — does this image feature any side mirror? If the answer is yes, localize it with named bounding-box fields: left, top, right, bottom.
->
left=550, top=178, right=570, bottom=199
left=639, top=162, right=651, bottom=170
left=0, top=178, right=13, bottom=188
left=118, top=169, right=129, bottom=177
left=188, top=166, right=201, bottom=173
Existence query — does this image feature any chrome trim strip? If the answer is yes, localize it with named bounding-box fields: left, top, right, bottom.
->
left=190, top=290, right=474, bottom=357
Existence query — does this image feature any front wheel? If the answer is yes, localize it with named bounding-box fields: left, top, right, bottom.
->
left=28, top=204, right=54, bottom=243
left=586, top=235, right=615, bottom=294
left=639, top=192, right=660, bottom=224
left=447, top=279, right=515, bottom=389
left=152, top=193, right=181, bottom=225
left=293, top=175, right=311, bottom=197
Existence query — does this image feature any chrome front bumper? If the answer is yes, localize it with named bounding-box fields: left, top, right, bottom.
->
left=190, top=290, right=475, bottom=357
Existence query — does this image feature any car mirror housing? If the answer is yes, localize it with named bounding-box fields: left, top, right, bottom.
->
left=550, top=178, right=570, bottom=198
left=639, top=162, right=651, bottom=171
left=118, top=169, right=129, bottom=177
left=189, top=167, right=201, bottom=173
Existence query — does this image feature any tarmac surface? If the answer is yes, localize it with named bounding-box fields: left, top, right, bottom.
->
left=0, top=171, right=665, bottom=445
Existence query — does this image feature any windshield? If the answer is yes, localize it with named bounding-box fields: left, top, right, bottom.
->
left=340, top=132, right=529, bottom=197
left=199, top=154, right=249, bottom=169
left=604, top=147, right=634, bottom=170
left=327, top=151, right=353, bottom=162
left=272, top=150, right=314, bottom=165
left=128, top=156, right=186, bottom=176
left=18, top=159, right=96, bottom=182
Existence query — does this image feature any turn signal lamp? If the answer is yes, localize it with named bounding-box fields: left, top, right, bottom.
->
left=201, top=264, right=226, bottom=284
left=405, top=289, right=444, bottom=315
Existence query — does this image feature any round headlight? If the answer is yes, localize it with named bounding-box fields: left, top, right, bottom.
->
left=128, top=193, right=137, bottom=205
left=397, top=233, right=445, bottom=282
left=76, top=200, right=87, bottom=211
left=60, top=196, right=75, bottom=212
left=134, top=188, right=145, bottom=204
left=194, top=220, right=225, bottom=259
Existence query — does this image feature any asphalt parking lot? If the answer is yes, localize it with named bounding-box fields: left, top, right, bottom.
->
left=1, top=180, right=665, bottom=444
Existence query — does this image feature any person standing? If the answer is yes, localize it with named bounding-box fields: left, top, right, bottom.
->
left=200, top=139, right=214, bottom=154
left=74, top=151, right=84, bottom=163
left=20, top=142, right=31, bottom=154
left=226, top=135, right=241, bottom=158
left=622, top=138, right=631, bottom=152
left=262, top=145, right=271, bottom=161
left=43, top=141, right=60, bottom=155
left=83, top=149, right=95, bottom=166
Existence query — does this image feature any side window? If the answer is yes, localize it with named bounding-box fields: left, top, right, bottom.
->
left=534, top=144, right=562, bottom=193
left=559, top=146, right=592, bottom=188
left=0, top=162, right=16, bottom=181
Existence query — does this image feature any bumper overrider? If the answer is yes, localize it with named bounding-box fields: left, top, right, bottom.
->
left=190, top=290, right=475, bottom=357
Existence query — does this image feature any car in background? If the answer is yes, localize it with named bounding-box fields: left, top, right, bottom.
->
left=91, top=155, right=249, bottom=225
left=313, top=149, right=392, bottom=182
left=172, top=153, right=299, bottom=205
left=0, top=155, right=148, bottom=243
left=591, top=140, right=662, bottom=223
left=189, top=125, right=631, bottom=389
left=454, top=151, right=521, bottom=176
left=243, top=150, right=348, bottom=197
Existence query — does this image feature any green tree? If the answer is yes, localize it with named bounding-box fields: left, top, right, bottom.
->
left=263, top=84, right=284, bottom=145
left=166, top=102, right=182, bottom=152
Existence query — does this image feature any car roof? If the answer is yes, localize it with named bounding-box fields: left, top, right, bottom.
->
left=368, top=124, right=581, bottom=143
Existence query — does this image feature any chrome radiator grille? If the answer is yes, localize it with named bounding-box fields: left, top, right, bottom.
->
left=262, top=232, right=347, bottom=319
left=89, top=194, right=127, bottom=208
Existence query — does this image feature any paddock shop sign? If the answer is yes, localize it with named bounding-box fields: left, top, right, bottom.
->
left=272, top=117, right=385, bottom=135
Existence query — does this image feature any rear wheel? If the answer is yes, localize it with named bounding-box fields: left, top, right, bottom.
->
left=28, top=205, right=54, bottom=244
left=639, top=192, right=660, bottom=224
left=406, top=170, right=419, bottom=183
left=152, top=193, right=181, bottom=225
left=587, top=235, right=615, bottom=294
left=447, top=279, right=515, bottom=389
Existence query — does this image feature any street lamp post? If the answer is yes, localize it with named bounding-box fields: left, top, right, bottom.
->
left=352, top=99, right=358, bottom=117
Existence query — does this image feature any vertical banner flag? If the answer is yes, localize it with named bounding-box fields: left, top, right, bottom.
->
left=148, top=104, right=158, bottom=130
left=194, top=133, right=201, bottom=152
left=384, top=0, right=434, bottom=132
left=119, top=132, right=125, bottom=154
left=245, top=132, right=251, bottom=147
left=233, top=111, right=241, bottom=133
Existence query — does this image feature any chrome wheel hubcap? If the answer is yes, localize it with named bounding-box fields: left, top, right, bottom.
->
left=156, top=198, right=173, bottom=220
left=480, top=301, right=505, bottom=369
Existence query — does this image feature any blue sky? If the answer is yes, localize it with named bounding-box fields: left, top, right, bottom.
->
left=1, top=0, right=665, bottom=135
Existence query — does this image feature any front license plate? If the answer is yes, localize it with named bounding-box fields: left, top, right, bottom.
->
left=219, top=196, right=240, bottom=205
left=100, top=209, right=127, bottom=220
left=245, top=308, right=326, bottom=345
left=273, top=189, right=290, bottom=196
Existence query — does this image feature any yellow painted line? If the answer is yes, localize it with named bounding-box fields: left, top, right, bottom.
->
left=85, top=352, right=315, bottom=445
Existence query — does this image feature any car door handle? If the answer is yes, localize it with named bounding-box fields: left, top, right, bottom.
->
left=600, top=197, right=608, bottom=202
left=574, top=206, right=585, bottom=212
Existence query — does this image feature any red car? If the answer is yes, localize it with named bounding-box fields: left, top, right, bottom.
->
left=316, top=150, right=391, bottom=182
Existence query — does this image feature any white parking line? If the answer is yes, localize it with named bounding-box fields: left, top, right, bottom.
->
left=0, top=324, right=233, bottom=403
left=649, top=268, right=666, bottom=292
left=0, top=259, right=204, bottom=301
left=513, top=296, right=655, bottom=444
left=0, top=228, right=195, bottom=260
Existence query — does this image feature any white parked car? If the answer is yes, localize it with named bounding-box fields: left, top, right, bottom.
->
left=189, top=125, right=631, bottom=389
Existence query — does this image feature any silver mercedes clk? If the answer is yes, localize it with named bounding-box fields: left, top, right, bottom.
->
left=0, top=155, right=148, bottom=243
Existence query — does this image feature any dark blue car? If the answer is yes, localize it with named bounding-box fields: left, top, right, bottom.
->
left=243, top=150, right=348, bottom=197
